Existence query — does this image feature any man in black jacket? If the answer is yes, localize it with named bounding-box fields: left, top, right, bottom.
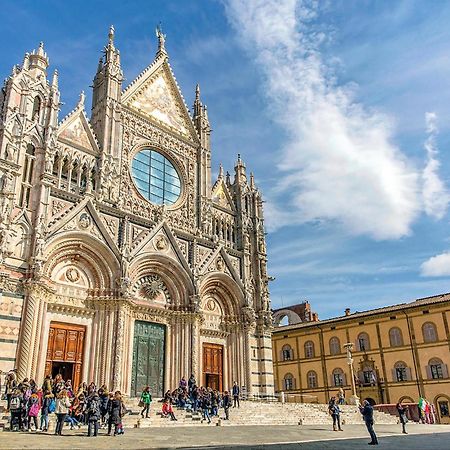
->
left=232, top=382, right=240, bottom=408
left=359, top=400, right=378, bottom=445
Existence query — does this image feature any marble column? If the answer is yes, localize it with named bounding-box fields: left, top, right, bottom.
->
left=17, top=282, right=51, bottom=381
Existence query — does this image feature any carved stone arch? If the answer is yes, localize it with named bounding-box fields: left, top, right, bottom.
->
left=129, top=252, right=194, bottom=308
left=43, top=232, right=120, bottom=291
left=199, top=272, right=244, bottom=318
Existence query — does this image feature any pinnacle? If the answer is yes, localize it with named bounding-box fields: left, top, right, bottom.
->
left=109, top=25, right=115, bottom=45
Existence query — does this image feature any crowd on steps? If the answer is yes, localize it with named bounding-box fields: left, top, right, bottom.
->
left=2, top=370, right=241, bottom=436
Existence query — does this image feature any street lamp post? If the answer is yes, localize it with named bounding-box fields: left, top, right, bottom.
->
left=343, top=342, right=359, bottom=405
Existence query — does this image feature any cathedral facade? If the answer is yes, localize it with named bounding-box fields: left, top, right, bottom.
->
left=0, top=28, right=274, bottom=397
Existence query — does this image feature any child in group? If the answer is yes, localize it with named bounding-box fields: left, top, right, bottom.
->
left=27, top=392, right=40, bottom=431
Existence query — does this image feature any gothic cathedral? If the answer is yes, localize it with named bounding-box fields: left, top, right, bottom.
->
left=0, top=28, right=274, bottom=397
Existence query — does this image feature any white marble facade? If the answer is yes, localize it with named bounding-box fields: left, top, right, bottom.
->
left=0, top=28, right=274, bottom=397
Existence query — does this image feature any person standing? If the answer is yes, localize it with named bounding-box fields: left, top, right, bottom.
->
left=86, top=392, right=101, bottom=437
left=328, top=398, right=343, bottom=431
left=140, top=386, right=152, bottom=418
left=337, top=388, right=345, bottom=405
left=9, top=388, right=24, bottom=431
left=5, top=371, right=17, bottom=411
left=27, top=392, right=40, bottom=431
left=188, top=374, right=196, bottom=396
left=396, top=402, right=408, bottom=434
left=359, top=400, right=378, bottom=445
left=55, top=389, right=71, bottom=435
left=222, top=391, right=231, bottom=420
left=40, top=390, right=53, bottom=432
left=107, top=391, right=123, bottom=436
left=232, top=382, right=240, bottom=408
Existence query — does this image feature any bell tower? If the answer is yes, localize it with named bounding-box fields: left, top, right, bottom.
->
left=91, top=26, right=123, bottom=158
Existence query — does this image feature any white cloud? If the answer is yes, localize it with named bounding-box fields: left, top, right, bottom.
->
left=421, top=252, right=450, bottom=276
left=422, top=112, right=449, bottom=219
left=225, top=0, right=431, bottom=240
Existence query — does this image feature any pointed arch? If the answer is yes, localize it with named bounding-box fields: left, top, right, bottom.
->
left=199, top=272, right=244, bottom=318
left=129, top=252, right=194, bottom=308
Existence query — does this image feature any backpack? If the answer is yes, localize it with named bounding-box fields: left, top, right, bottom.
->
left=89, top=399, right=99, bottom=415
left=48, top=398, right=56, bottom=413
left=10, top=396, right=20, bottom=410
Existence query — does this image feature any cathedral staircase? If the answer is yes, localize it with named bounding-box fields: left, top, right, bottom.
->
left=0, top=398, right=397, bottom=431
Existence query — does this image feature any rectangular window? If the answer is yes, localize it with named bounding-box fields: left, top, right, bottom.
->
left=285, top=378, right=293, bottom=390
left=431, top=364, right=443, bottom=379
left=333, top=374, right=343, bottom=386
left=396, top=368, right=407, bottom=382
left=439, top=401, right=449, bottom=417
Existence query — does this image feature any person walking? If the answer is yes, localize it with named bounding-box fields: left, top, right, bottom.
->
left=201, top=394, right=211, bottom=424
left=328, top=397, right=343, bottom=431
left=232, top=381, right=240, bottom=408
left=140, top=386, right=152, bottom=418
left=396, top=401, right=408, bottom=434
left=55, top=389, right=71, bottom=435
left=359, top=400, right=378, bottom=445
left=86, top=392, right=101, bottom=437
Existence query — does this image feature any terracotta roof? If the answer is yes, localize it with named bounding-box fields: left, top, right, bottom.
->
left=272, top=292, right=450, bottom=333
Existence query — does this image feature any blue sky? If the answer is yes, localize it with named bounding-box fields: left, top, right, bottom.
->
left=2, top=0, right=450, bottom=318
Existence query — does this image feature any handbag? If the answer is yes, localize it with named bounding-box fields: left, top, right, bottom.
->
left=138, top=400, right=144, bottom=407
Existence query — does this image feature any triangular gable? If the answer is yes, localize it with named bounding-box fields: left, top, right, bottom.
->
left=46, top=198, right=120, bottom=258
left=11, top=209, right=32, bottom=228
left=57, top=103, right=99, bottom=154
left=130, top=221, right=192, bottom=277
left=211, top=180, right=236, bottom=212
left=199, top=246, right=244, bottom=290
left=122, top=55, right=199, bottom=142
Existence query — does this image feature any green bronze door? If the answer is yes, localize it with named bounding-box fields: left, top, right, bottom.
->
left=131, top=321, right=165, bottom=397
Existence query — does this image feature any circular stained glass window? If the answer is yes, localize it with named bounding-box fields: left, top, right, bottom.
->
left=131, top=149, right=181, bottom=205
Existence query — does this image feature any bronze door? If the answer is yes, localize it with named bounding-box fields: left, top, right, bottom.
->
left=45, top=322, right=85, bottom=389
left=130, top=321, right=165, bottom=397
left=203, top=343, right=223, bottom=391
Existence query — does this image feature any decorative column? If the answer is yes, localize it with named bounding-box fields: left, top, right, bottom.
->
left=112, top=300, right=127, bottom=392
left=190, top=313, right=202, bottom=382
left=17, top=281, right=52, bottom=381
left=344, top=342, right=359, bottom=405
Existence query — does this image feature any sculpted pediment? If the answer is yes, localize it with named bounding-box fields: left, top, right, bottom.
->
left=46, top=199, right=120, bottom=258
left=211, top=180, right=235, bottom=212
left=199, top=246, right=243, bottom=289
left=130, top=221, right=191, bottom=276
left=122, top=57, right=198, bottom=142
left=57, top=101, right=99, bottom=154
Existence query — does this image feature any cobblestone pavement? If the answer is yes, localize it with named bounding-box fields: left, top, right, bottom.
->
left=0, top=423, right=448, bottom=449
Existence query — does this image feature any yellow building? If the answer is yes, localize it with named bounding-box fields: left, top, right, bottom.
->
left=272, top=294, right=450, bottom=423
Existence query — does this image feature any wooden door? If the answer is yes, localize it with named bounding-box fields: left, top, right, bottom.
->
left=203, top=343, right=223, bottom=391
left=45, top=322, right=85, bottom=389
